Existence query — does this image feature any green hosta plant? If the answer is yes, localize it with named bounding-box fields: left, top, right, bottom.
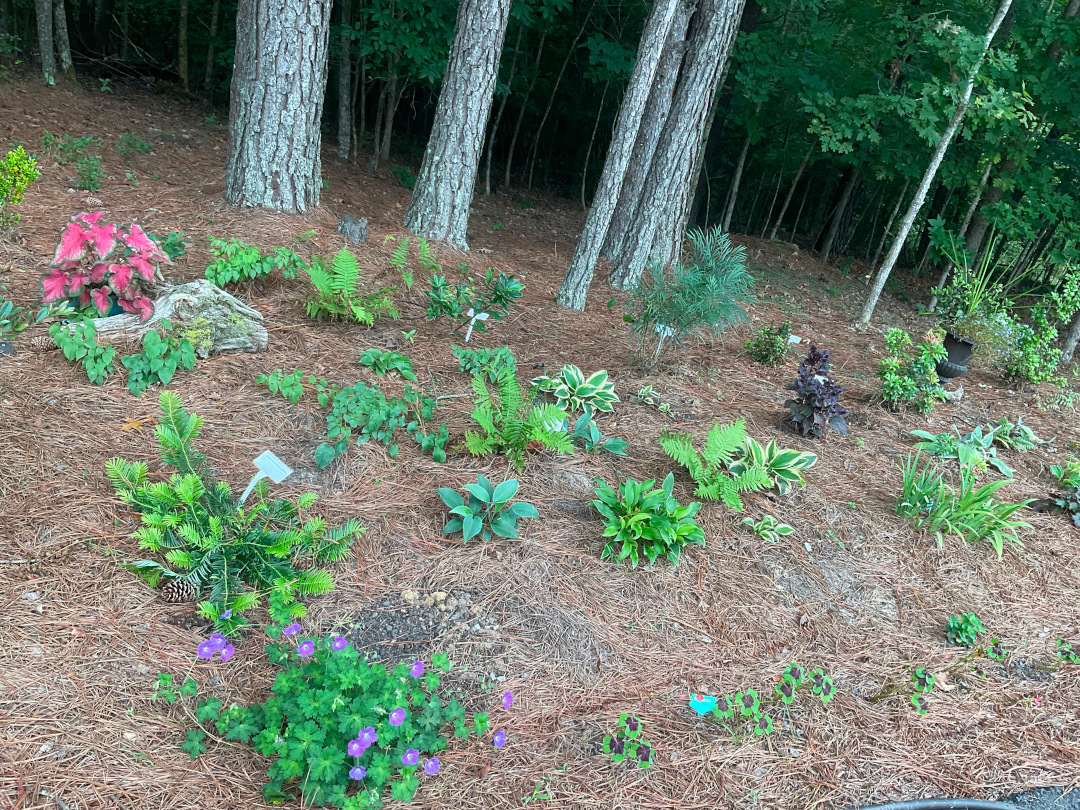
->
left=910, top=426, right=1013, bottom=477
left=878, top=329, right=947, bottom=413
left=452, top=344, right=516, bottom=382
left=49, top=321, right=115, bottom=384
left=304, top=247, right=399, bottom=325
left=602, top=714, right=652, bottom=770
left=256, top=369, right=339, bottom=407
left=360, top=348, right=417, bottom=381
left=727, top=436, right=817, bottom=495
left=438, top=475, right=538, bottom=542
left=592, top=473, right=704, bottom=568
left=465, top=366, right=572, bottom=469
left=744, top=321, right=791, bottom=365
left=568, top=412, right=628, bottom=455
left=660, top=419, right=771, bottom=510
left=108, top=393, right=363, bottom=632
left=121, top=319, right=197, bottom=397
left=531, top=364, right=619, bottom=414
left=743, top=515, right=794, bottom=543
left=204, top=237, right=306, bottom=285
left=945, top=612, right=984, bottom=647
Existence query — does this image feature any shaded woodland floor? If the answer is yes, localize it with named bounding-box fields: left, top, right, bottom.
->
left=1, top=78, right=1079, bottom=810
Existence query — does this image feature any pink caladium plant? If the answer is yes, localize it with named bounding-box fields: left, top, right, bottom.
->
left=40, top=212, right=168, bottom=322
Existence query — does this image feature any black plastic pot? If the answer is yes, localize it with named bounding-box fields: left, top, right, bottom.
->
left=936, top=331, right=976, bottom=379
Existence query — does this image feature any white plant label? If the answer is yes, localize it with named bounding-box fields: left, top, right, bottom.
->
left=239, top=450, right=293, bottom=504
left=464, top=308, right=489, bottom=342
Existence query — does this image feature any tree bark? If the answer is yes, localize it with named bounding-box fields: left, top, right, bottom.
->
left=119, top=0, right=130, bottom=60
left=403, top=0, right=512, bottom=249
left=820, top=166, right=858, bottom=264
left=225, top=0, right=332, bottom=213
left=580, top=81, right=609, bottom=211
left=204, top=0, right=220, bottom=93
left=34, top=0, right=56, bottom=83
left=769, top=144, right=810, bottom=240
left=858, top=0, right=1013, bottom=327
left=721, top=124, right=752, bottom=232
left=503, top=32, right=544, bottom=190
left=1062, top=309, right=1080, bottom=363
left=610, top=0, right=748, bottom=291
left=378, top=62, right=402, bottom=162
left=178, top=0, right=189, bottom=92
left=555, top=0, right=688, bottom=309
left=0, top=0, right=11, bottom=67
left=337, top=0, right=351, bottom=160
left=52, top=0, right=73, bottom=78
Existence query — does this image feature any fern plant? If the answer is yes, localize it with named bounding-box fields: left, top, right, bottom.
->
left=107, top=392, right=363, bottom=633
left=465, top=366, right=573, bottom=469
left=304, top=247, right=399, bottom=325
left=660, top=419, right=771, bottom=510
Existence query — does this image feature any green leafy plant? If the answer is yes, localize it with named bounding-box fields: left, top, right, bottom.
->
left=316, top=382, right=412, bottom=466
left=49, top=321, right=115, bottom=384
left=74, top=155, right=104, bottom=191
left=108, top=393, right=363, bottom=630
left=896, top=452, right=1030, bottom=558
left=988, top=417, right=1047, bottom=451
left=743, top=515, right=794, bottom=543
left=0, top=295, right=68, bottom=335
left=390, top=164, right=417, bottom=188
left=945, top=612, right=985, bottom=647
left=116, top=131, right=154, bottom=158
left=0, top=145, right=40, bottom=226
left=204, top=237, right=306, bottom=285
left=424, top=268, right=524, bottom=335
left=56, top=134, right=102, bottom=163
left=706, top=664, right=834, bottom=737
left=452, top=344, right=517, bottom=382
left=568, top=412, right=628, bottom=455
left=303, top=247, right=399, bottom=325
left=602, top=714, right=653, bottom=770
left=744, top=321, right=791, bottom=365
left=878, top=329, right=947, bottom=413
left=1030, top=457, right=1080, bottom=527
left=726, top=435, right=817, bottom=496
left=438, top=475, right=538, bottom=542
left=592, top=473, right=704, bottom=568
left=120, top=319, right=197, bottom=396
left=660, top=419, right=772, bottom=510
left=150, top=230, right=187, bottom=261
left=910, top=426, right=1013, bottom=477
left=360, top=348, right=417, bottom=381
left=636, top=384, right=674, bottom=417
left=386, top=235, right=438, bottom=291
left=256, top=369, right=309, bottom=405
left=531, top=364, right=619, bottom=414
left=464, top=365, right=572, bottom=469
left=624, top=226, right=755, bottom=363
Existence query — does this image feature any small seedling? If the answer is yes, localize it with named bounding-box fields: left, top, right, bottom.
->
left=945, top=612, right=985, bottom=648
left=602, top=714, right=652, bottom=769
left=743, top=515, right=794, bottom=542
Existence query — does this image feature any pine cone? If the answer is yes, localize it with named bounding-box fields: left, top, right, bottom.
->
left=160, top=578, right=197, bottom=603
left=26, top=335, right=59, bottom=352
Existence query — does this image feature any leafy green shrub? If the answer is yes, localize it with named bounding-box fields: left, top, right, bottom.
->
left=386, top=235, right=438, bottom=291
left=1031, top=457, right=1080, bottom=527
left=624, top=226, right=755, bottom=363
left=785, top=345, right=848, bottom=437
left=120, top=319, right=197, bottom=396
left=744, top=321, right=791, bottom=365
left=56, top=134, right=102, bottom=163
left=205, top=237, right=306, bottom=285
left=153, top=230, right=187, bottom=260
left=303, top=247, right=399, bottom=325
left=743, top=515, right=794, bottom=543
left=256, top=369, right=309, bottom=405
left=0, top=145, right=40, bottom=226
left=0, top=296, right=67, bottom=335
left=109, top=393, right=362, bottom=630
left=592, top=473, right=704, bottom=568
left=74, top=155, right=103, bottom=191
left=452, top=344, right=516, bottom=382
left=360, top=348, right=417, bottom=381
left=896, top=452, right=1030, bottom=557
left=390, top=165, right=417, bottom=188
left=531, top=364, right=619, bottom=414
left=727, top=435, right=817, bottom=496
left=465, top=366, right=572, bottom=469
left=49, top=321, right=115, bottom=384
left=424, top=268, right=524, bottom=335
left=945, top=612, right=984, bottom=647
left=116, top=131, right=153, bottom=158
left=1002, top=302, right=1074, bottom=387
left=910, top=426, right=1013, bottom=477
left=878, top=328, right=946, bottom=413
left=438, top=475, right=538, bottom=542
left=660, top=419, right=771, bottom=510
left=988, top=417, right=1046, bottom=451
left=568, top=412, right=628, bottom=455
left=602, top=714, right=652, bottom=769
left=172, top=639, right=490, bottom=806
left=316, top=382, right=412, bottom=465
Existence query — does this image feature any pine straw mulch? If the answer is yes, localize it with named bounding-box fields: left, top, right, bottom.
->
left=2, top=78, right=1080, bottom=810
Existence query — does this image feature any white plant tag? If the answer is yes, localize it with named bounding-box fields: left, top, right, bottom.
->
left=464, top=308, right=490, bottom=342
left=239, top=450, right=293, bottom=504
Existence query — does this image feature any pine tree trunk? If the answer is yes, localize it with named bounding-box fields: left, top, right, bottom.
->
left=1062, top=309, right=1080, bottom=363
left=769, top=144, right=810, bottom=240
left=403, top=0, right=512, bottom=249
left=204, top=0, right=220, bottom=92
left=367, top=75, right=387, bottom=174
left=34, top=0, right=56, bottom=83
left=610, top=0, right=747, bottom=291
left=790, top=171, right=811, bottom=239
left=52, top=0, right=73, bottom=78
left=556, top=0, right=689, bottom=309
left=0, top=0, right=11, bottom=67
left=225, top=0, right=332, bottom=213
left=178, top=0, right=189, bottom=92
left=337, top=0, right=351, bottom=160
left=120, top=0, right=130, bottom=61
left=820, top=166, right=858, bottom=264
left=721, top=121, right=753, bottom=232
left=378, top=63, right=401, bottom=162
left=858, top=0, right=1013, bottom=327
left=503, top=32, right=544, bottom=190
left=602, top=4, right=691, bottom=262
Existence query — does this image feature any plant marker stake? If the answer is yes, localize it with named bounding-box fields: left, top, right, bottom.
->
left=464, top=308, right=489, bottom=342
left=239, top=450, right=293, bottom=504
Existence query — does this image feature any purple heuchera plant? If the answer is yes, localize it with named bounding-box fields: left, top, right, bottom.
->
left=785, top=344, right=848, bottom=438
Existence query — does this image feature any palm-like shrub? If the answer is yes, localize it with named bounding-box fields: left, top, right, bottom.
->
left=660, top=419, right=771, bottom=510
left=304, top=247, right=398, bottom=324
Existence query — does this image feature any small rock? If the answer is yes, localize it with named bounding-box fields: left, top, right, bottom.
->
left=28, top=646, right=43, bottom=656
left=123, top=731, right=138, bottom=741
left=21, top=591, right=41, bottom=601
left=337, top=214, right=369, bottom=244
left=135, top=663, right=150, bottom=675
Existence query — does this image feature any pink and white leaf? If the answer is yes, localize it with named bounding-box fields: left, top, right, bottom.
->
left=65, top=269, right=92, bottom=296
left=108, top=263, right=133, bottom=295
left=89, top=262, right=111, bottom=283
left=53, top=221, right=90, bottom=264
left=126, top=253, right=157, bottom=281
left=88, top=222, right=118, bottom=260
left=74, top=211, right=104, bottom=225
left=78, top=289, right=93, bottom=308
left=41, top=268, right=71, bottom=302
left=91, top=287, right=113, bottom=316
left=122, top=224, right=166, bottom=261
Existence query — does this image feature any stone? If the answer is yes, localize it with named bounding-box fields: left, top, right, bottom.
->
left=337, top=214, right=369, bottom=244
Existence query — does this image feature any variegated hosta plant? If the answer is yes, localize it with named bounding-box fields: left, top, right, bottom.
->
left=41, top=211, right=169, bottom=321
left=531, top=363, right=619, bottom=413
left=727, top=436, right=817, bottom=496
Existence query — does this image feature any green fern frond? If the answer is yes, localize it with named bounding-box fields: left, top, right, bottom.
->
left=703, top=419, right=746, bottom=467
left=305, top=255, right=333, bottom=296
left=330, top=247, right=361, bottom=295
left=389, top=237, right=409, bottom=272
left=295, top=568, right=334, bottom=596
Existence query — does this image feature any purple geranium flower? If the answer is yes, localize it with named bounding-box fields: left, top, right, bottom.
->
left=389, top=707, right=406, bottom=726
left=410, top=660, right=424, bottom=678
left=283, top=623, right=301, bottom=636
left=220, top=644, right=235, bottom=663
left=197, top=640, right=216, bottom=659
left=297, top=640, right=315, bottom=658
left=359, top=726, right=378, bottom=746
left=493, top=730, right=506, bottom=749
left=349, top=766, right=367, bottom=780
left=207, top=633, right=227, bottom=651
left=424, top=757, right=440, bottom=775
left=221, top=609, right=232, bottom=620
left=332, top=636, right=348, bottom=651
left=502, top=691, right=513, bottom=710
left=348, top=738, right=368, bottom=757
left=401, top=749, right=419, bottom=766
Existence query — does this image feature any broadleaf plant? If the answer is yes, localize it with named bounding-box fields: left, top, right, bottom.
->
left=121, top=318, right=197, bottom=396
left=568, top=412, right=629, bottom=455
left=785, top=344, right=848, bottom=437
left=602, top=714, right=653, bottom=770
left=592, top=473, right=704, bottom=568
left=659, top=419, right=772, bottom=510
left=438, top=475, right=539, bottom=542
left=360, top=348, right=418, bottom=381
left=49, top=320, right=115, bottom=384
left=531, top=364, right=619, bottom=414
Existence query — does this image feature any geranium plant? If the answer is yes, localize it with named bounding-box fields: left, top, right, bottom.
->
left=41, top=211, right=169, bottom=321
